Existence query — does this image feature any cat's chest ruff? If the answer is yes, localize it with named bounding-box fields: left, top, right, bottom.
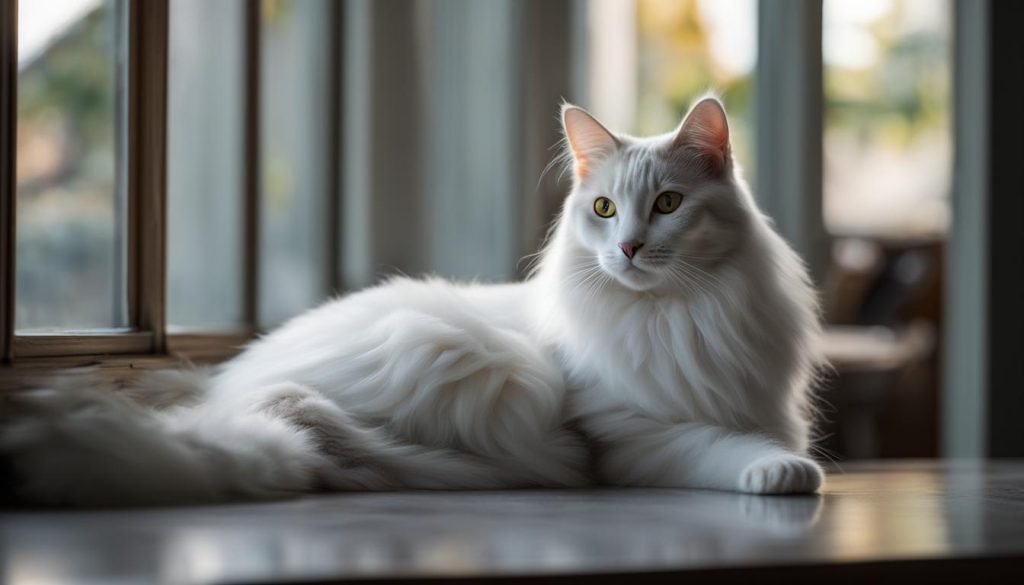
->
left=564, top=297, right=714, bottom=416
left=580, top=295, right=689, bottom=358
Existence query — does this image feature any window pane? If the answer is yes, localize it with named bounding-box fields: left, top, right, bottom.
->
left=823, top=0, right=952, bottom=237
left=15, top=0, right=127, bottom=331
left=593, top=0, right=757, bottom=174
left=421, top=0, right=520, bottom=282
left=259, top=0, right=331, bottom=327
left=167, top=0, right=246, bottom=329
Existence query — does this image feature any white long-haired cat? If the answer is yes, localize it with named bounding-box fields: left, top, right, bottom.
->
left=4, top=97, right=824, bottom=505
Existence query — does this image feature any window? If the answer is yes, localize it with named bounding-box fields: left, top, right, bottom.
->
left=15, top=0, right=128, bottom=331
left=822, top=0, right=952, bottom=238
left=166, top=0, right=246, bottom=330
left=0, top=0, right=342, bottom=369
left=588, top=0, right=757, bottom=175
left=818, top=0, right=953, bottom=459
left=258, top=0, right=333, bottom=327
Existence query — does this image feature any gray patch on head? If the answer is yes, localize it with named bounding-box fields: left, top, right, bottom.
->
left=611, top=144, right=662, bottom=196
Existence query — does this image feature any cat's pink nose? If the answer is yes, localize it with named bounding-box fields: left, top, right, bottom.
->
left=618, top=241, right=644, bottom=259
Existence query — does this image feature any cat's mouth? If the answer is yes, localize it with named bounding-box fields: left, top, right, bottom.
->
left=621, top=263, right=647, bottom=274
left=606, top=260, right=662, bottom=291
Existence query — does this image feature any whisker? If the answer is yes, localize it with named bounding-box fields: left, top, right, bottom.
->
left=672, top=263, right=718, bottom=296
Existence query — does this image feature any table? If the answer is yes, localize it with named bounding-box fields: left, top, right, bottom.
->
left=2, top=460, right=1022, bottom=584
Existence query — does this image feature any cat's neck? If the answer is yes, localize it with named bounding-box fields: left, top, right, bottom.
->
left=529, top=225, right=696, bottom=346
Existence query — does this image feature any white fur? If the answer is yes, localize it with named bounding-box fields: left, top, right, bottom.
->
left=3, top=97, right=823, bottom=505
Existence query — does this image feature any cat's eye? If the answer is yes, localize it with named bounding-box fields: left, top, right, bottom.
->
left=654, top=191, right=683, bottom=214
left=593, top=197, right=617, bottom=218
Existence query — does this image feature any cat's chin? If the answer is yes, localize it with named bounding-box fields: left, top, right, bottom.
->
left=609, top=264, right=663, bottom=292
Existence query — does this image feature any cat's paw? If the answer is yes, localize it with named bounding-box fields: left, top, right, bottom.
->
left=738, top=454, right=823, bottom=495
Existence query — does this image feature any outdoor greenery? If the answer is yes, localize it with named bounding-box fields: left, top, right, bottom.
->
left=16, top=0, right=121, bottom=330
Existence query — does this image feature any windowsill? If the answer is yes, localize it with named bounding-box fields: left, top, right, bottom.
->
left=0, top=354, right=181, bottom=392
left=0, top=332, right=250, bottom=391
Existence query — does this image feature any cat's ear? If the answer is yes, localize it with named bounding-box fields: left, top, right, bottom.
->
left=672, top=97, right=731, bottom=174
left=562, top=104, right=619, bottom=179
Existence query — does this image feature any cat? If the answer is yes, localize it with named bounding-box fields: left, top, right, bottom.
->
left=3, top=96, right=824, bottom=505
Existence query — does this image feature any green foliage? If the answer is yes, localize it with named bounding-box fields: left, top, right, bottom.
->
left=19, top=5, right=117, bottom=151
left=16, top=2, right=120, bottom=329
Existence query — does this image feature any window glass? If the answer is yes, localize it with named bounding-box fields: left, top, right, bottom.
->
left=15, top=0, right=127, bottom=331
left=259, top=0, right=331, bottom=327
left=166, top=0, right=246, bottom=329
left=420, top=0, right=520, bottom=281
left=591, top=0, right=757, bottom=175
left=823, top=0, right=952, bottom=237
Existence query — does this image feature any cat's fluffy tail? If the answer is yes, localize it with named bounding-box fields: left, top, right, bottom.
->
left=1, top=370, right=323, bottom=506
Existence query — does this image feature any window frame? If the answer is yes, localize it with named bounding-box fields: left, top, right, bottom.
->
left=755, top=0, right=826, bottom=282
left=1, top=0, right=16, bottom=364
left=3, top=0, right=167, bottom=362
left=0, top=0, right=344, bottom=379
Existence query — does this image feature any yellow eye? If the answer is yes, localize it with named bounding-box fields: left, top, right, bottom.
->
left=654, top=191, right=683, bottom=214
left=593, top=197, right=616, bottom=218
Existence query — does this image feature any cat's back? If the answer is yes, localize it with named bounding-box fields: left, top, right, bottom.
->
left=212, top=277, right=544, bottom=395
left=202, top=275, right=572, bottom=459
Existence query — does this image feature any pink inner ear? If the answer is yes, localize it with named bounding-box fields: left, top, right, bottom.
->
left=673, top=99, right=731, bottom=173
left=563, top=106, right=618, bottom=178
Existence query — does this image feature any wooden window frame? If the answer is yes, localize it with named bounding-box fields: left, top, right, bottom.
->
left=0, top=0, right=344, bottom=383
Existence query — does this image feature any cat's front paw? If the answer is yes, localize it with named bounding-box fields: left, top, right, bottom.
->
left=739, top=454, right=823, bottom=494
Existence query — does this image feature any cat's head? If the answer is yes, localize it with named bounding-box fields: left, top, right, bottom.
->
left=559, top=97, right=752, bottom=294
